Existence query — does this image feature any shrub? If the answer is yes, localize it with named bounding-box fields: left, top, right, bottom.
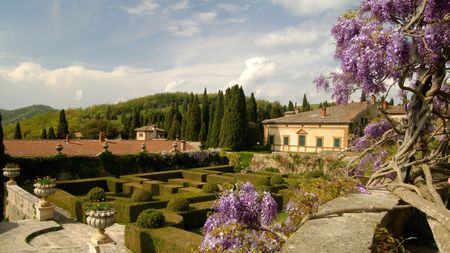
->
left=136, top=209, right=165, bottom=229
left=264, top=167, right=280, bottom=173
left=166, top=198, right=190, bottom=212
left=270, top=174, right=284, bottom=186
left=202, top=183, right=219, bottom=193
left=257, top=185, right=271, bottom=193
left=131, top=189, right=152, bottom=202
left=86, top=187, right=106, bottom=202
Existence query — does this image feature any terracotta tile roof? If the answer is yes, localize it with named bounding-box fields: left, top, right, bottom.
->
left=4, top=139, right=193, bottom=157
left=386, top=105, right=406, bottom=115
left=134, top=125, right=165, bottom=132
left=262, top=102, right=374, bottom=125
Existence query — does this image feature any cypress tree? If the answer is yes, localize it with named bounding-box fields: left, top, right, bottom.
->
left=165, top=103, right=176, bottom=133
left=198, top=88, right=209, bottom=142
left=302, top=94, right=309, bottom=112
left=186, top=95, right=201, bottom=141
left=14, top=121, right=22, bottom=139
left=57, top=109, right=69, bottom=139
left=48, top=127, right=57, bottom=139
left=168, top=106, right=182, bottom=140
left=360, top=91, right=367, bottom=102
left=207, top=91, right=223, bottom=148
left=219, top=85, right=248, bottom=150
left=205, top=100, right=215, bottom=147
left=247, top=92, right=257, bottom=123
left=389, top=98, right=394, bottom=105
left=181, top=93, right=194, bottom=139
left=0, top=113, right=5, bottom=168
left=41, top=128, right=47, bottom=139
left=287, top=101, right=294, bottom=111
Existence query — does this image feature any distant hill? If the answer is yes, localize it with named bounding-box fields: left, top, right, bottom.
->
left=0, top=105, right=57, bottom=125
left=1, top=92, right=194, bottom=139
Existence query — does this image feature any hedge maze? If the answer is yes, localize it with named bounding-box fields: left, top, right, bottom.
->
left=48, top=165, right=297, bottom=253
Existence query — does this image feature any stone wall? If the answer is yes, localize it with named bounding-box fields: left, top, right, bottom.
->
left=4, top=184, right=38, bottom=220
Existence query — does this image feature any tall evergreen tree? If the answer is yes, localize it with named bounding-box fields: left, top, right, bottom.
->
left=207, top=91, right=223, bottom=148
left=167, top=105, right=182, bottom=140
left=287, top=101, right=294, bottom=111
left=105, top=105, right=113, bottom=120
left=219, top=85, right=248, bottom=150
left=41, top=128, right=47, bottom=139
left=181, top=93, right=194, bottom=139
left=389, top=98, right=394, bottom=105
left=247, top=92, right=258, bottom=123
left=14, top=121, right=22, bottom=139
left=129, top=108, right=141, bottom=139
left=301, top=94, right=309, bottom=112
left=198, top=88, right=209, bottom=142
left=205, top=100, right=216, bottom=147
left=0, top=113, right=5, bottom=168
left=360, top=91, right=367, bottom=102
left=186, top=95, right=201, bottom=141
left=57, top=109, right=69, bottom=139
left=270, top=101, right=284, bottom=118
left=48, top=127, right=57, bottom=139
left=165, top=103, right=176, bottom=134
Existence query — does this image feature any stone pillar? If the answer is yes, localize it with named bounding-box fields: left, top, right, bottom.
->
left=36, top=205, right=54, bottom=221
left=181, top=140, right=186, bottom=151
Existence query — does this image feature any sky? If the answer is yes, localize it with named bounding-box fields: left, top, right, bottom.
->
left=0, top=0, right=359, bottom=110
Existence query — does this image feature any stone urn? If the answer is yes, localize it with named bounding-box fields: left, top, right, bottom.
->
left=86, top=209, right=116, bottom=244
left=34, top=182, right=56, bottom=207
left=3, top=166, right=20, bottom=185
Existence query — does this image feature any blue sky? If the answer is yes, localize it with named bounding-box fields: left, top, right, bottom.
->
left=0, top=0, right=358, bottom=109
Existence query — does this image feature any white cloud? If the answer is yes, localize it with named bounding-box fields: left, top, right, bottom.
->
left=272, top=0, right=355, bottom=16
left=255, top=25, right=325, bottom=48
left=193, top=11, right=217, bottom=24
left=166, top=20, right=200, bottom=37
left=217, top=3, right=246, bottom=13
left=169, top=0, right=189, bottom=11
left=230, top=57, right=276, bottom=87
left=74, top=89, right=83, bottom=100
left=123, top=0, right=159, bottom=15
left=165, top=79, right=189, bottom=92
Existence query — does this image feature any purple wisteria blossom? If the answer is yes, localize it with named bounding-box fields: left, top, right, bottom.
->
left=197, top=182, right=280, bottom=252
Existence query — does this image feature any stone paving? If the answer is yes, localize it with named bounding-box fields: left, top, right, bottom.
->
left=0, top=206, right=130, bottom=253
left=282, top=190, right=400, bottom=253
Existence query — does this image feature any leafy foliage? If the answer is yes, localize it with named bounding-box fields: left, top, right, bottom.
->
left=86, top=187, right=106, bottom=202
left=202, top=183, right=219, bottom=193
left=136, top=209, right=165, bottom=229
left=131, top=189, right=152, bottom=202
left=270, top=174, right=284, bottom=186
left=166, top=198, right=190, bottom=212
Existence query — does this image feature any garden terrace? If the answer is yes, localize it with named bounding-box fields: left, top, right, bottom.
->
left=45, top=165, right=293, bottom=253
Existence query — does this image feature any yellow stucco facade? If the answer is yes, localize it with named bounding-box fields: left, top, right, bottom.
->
left=264, top=124, right=349, bottom=152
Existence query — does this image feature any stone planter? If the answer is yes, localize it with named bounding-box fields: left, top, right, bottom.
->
left=34, top=183, right=56, bottom=207
left=3, top=167, right=20, bottom=185
left=86, top=209, right=116, bottom=244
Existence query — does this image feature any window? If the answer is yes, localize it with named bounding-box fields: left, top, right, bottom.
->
left=283, top=136, right=289, bottom=145
left=316, top=137, right=323, bottom=147
left=268, top=135, right=274, bottom=145
left=139, top=133, right=144, bottom=137
left=334, top=138, right=341, bottom=148
left=298, top=135, right=306, bottom=147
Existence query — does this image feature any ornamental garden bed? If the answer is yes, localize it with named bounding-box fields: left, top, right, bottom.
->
left=45, top=165, right=295, bottom=253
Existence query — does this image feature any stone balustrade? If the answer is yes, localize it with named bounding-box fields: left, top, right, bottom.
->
left=4, top=184, right=39, bottom=221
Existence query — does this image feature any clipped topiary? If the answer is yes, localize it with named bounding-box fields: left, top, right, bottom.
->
left=257, top=185, right=271, bottom=193
left=86, top=187, right=106, bottom=202
left=202, top=183, right=219, bottom=193
left=166, top=198, right=190, bottom=212
left=131, top=188, right=152, bottom=202
left=270, top=174, right=284, bottom=186
left=136, top=209, right=165, bottom=229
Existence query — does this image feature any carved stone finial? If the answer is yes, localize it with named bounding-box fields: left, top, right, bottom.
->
left=56, top=143, right=63, bottom=154
left=141, top=143, right=147, bottom=152
left=102, top=142, right=109, bottom=151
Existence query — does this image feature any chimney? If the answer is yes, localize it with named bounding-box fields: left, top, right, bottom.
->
left=181, top=140, right=186, bottom=151
left=320, top=107, right=326, bottom=117
left=65, top=134, right=70, bottom=143
left=99, top=132, right=105, bottom=142
left=382, top=101, right=389, bottom=111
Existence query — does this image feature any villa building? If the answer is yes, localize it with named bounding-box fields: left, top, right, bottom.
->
left=135, top=125, right=165, bottom=140
left=262, top=102, right=378, bottom=152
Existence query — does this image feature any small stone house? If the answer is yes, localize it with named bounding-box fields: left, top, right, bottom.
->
left=262, top=102, right=378, bottom=152
left=134, top=125, right=165, bottom=140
